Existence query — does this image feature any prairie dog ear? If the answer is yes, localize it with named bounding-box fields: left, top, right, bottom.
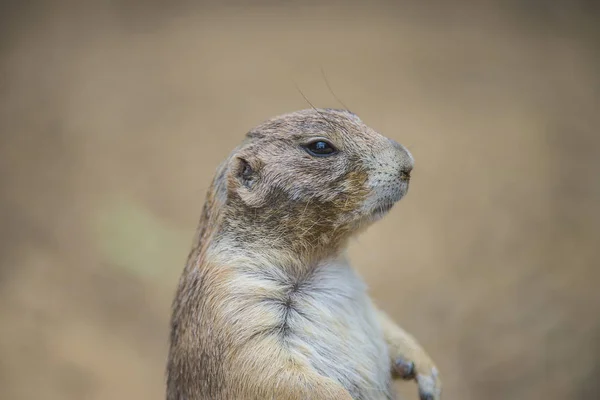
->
left=235, top=157, right=257, bottom=189
left=227, top=156, right=265, bottom=207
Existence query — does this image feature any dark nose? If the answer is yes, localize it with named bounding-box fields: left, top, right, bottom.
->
left=400, top=166, right=411, bottom=181
left=389, top=139, right=413, bottom=181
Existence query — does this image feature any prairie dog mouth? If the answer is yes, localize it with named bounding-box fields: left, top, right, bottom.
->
left=368, top=182, right=409, bottom=218
left=371, top=202, right=395, bottom=216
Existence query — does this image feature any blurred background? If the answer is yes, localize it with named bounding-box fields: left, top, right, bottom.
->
left=1, top=1, right=599, bottom=399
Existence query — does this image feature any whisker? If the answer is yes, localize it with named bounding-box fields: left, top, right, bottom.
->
left=320, top=66, right=351, bottom=113
left=292, top=80, right=343, bottom=134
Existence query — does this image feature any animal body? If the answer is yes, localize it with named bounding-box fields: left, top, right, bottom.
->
left=167, top=109, right=441, bottom=400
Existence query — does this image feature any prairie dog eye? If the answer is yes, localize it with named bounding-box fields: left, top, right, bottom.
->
left=304, top=140, right=337, bottom=157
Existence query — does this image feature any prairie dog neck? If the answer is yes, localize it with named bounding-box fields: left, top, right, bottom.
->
left=206, top=237, right=351, bottom=284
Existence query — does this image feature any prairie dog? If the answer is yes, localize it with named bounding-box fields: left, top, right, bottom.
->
left=166, top=109, right=441, bottom=400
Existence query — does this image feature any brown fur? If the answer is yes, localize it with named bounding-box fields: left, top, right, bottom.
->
left=167, top=109, right=440, bottom=400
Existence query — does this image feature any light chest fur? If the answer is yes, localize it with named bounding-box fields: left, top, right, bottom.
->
left=216, top=253, right=394, bottom=400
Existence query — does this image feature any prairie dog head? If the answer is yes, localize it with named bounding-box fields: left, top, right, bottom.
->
left=211, top=109, right=413, bottom=260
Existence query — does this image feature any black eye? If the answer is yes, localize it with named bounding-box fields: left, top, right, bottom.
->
left=304, top=140, right=337, bottom=157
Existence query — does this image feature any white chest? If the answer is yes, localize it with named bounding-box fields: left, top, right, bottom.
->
left=226, top=261, right=394, bottom=400
left=286, top=265, right=392, bottom=399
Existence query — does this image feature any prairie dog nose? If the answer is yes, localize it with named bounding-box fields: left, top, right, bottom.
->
left=389, top=139, right=414, bottom=180
left=400, top=166, right=412, bottom=181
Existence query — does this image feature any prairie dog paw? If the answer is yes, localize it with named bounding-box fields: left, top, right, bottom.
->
left=393, top=358, right=416, bottom=380
left=393, top=359, right=441, bottom=400
left=416, top=367, right=441, bottom=400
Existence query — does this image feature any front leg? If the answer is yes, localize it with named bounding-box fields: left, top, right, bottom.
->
left=229, top=341, right=354, bottom=400
left=376, top=308, right=441, bottom=400
left=168, top=331, right=353, bottom=400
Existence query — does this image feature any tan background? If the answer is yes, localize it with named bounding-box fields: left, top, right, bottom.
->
left=1, top=1, right=599, bottom=399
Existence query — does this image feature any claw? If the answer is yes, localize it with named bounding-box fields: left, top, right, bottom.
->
left=393, top=358, right=415, bottom=380
left=416, top=370, right=441, bottom=400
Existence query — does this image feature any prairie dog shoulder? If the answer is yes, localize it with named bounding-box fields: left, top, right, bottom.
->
left=167, top=109, right=414, bottom=400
